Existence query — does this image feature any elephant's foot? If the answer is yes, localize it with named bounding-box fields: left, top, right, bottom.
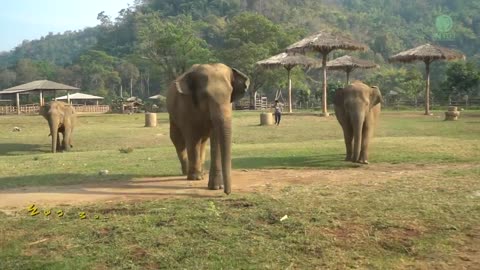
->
left=187, top=172, right=204, bottom=180
left=208, top=171, right=223, bottom=190
left=344, top=157, right=352, bottom=162
left=354, top=160, right=369, bottom=165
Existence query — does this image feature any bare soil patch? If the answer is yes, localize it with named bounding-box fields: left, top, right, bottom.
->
left=0, top=163, right=476, bottom=210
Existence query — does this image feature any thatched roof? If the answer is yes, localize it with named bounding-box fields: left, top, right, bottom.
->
left=0, top=80, right=79, bottom=94
left=389, top=43, right=466, bottom=63
left=286, top=31, right=368, bottom=54
left=256, top=52, right=320, bottom=70
left=56, top=93, right=104, bottom=100
left=327, top=55, right=379, bottom=71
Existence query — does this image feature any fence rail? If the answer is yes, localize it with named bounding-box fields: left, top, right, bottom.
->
left=0, top=104, right=110, bottom=115
left=72, top=105, right=110, bottom=113
left=0, top=104, right=40, bottom=115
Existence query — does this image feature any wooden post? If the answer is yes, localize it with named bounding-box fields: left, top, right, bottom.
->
left=39, top=90, right=44, bottom=106
left=16, top=93, right=20, bottom=115
left=67, top=92, right=71, bottom=104
left=287, top=68, right=292, bottom=113
left=424, top=60, right=431, bottom=115
left=145, top=112, right=157, bottom=127
left=260, top=112, right=274, bottom=126
left=321, top=52, right=329, bottom=116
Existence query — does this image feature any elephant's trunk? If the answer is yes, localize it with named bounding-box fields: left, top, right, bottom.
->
left=350, top=110, right=365, bottom=162
left=49, top=120, right=59, bottom=153
left=217, top=117, right=232, bottom=195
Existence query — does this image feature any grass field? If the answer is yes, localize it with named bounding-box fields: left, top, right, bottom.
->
left=0, top=110, right=479, bottom=269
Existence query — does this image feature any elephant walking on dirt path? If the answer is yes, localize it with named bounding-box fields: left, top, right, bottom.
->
left=166, top=63, right=250, bottom=195
left=334, top=81, right=383, bottom=164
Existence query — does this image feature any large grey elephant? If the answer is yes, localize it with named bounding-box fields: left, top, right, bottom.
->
left=334, top=80, right=383, bottom=164
left=166, top=63, right=250, bottom=194
left=39, top=101, right=76, bottom=153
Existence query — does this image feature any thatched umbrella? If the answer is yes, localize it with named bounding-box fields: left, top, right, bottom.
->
left=389, top=43, right=465, bottom=115
left=327, top=55, right=379, bottom=85
left=256, top=52, right=320, bottom=113
left=286, top=31, right=368, bottom=116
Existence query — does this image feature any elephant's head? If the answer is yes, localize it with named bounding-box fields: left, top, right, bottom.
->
left=369, top=86, right=383, bottom=109
left=230, top=68, right=250, bottom=102
left=175, top=65, right=250, bottom=105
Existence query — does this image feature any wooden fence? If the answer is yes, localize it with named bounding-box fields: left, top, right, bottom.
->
left=72, top=105, right=110, bottom=113
left=0, top=104, right=40, bottom=115
left=0, top=104, right=110, bottom=115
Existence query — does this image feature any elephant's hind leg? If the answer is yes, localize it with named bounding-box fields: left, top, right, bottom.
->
left=186, top=139, right=204, bottom=180
left=170, top=122, right=188, bottom=175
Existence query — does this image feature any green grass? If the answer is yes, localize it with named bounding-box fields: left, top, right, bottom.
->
left=1, top=111, right=480, bottom=269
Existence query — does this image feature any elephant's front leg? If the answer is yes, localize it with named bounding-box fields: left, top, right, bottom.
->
left=208, top=129, right=223, bottom=190
left=186, top=140, right=204, bottom=180
left=359, top=121, right=374, bottom=164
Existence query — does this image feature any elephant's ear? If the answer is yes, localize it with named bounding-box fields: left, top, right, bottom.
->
left=370, top=86, right=383, bottom=108
left=334, top=88, right=344, bottom=107
left=231, top=68, right=250, bottom=102
left=175, top=70, right=206, bottom=106
left=175, top=72, right=192, bottom=95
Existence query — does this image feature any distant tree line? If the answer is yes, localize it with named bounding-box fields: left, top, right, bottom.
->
left=0, top=0, right=478, bottom=105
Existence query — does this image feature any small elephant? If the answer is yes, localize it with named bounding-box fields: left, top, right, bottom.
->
left=39, top=101, right=76, bottom=153
left=167, top=63, right=250, bottom=194
left=334, top=81, right=383, bottom=164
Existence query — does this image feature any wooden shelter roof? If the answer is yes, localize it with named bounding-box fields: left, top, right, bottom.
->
left=0, top=80, right=79, bottom=94
left=56, top=93, right=104, bottom=100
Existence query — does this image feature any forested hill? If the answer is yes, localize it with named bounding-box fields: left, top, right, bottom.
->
left=1, top=0, right=479, bottom=103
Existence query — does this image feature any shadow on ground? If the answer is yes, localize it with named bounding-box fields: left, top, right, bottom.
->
left=233, top=154, right=358, bottom=170
left=0, top=143, right=47, bottom=155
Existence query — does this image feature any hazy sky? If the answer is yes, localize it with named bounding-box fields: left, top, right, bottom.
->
left=0, top=0, right=134, bottom=52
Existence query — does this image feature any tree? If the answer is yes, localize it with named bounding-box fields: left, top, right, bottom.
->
left=0, top=69, right=17, bottom=89
left=79, top=50, right=120, bottom=95
left=15, top=59, right=39, bottom=83
left=117, top=62, right=140, bottom=97
left=219, top=12, right=302, bottom=106
left=440, top=61, right=480, bottom=100
left=136, top=13, right=216, bottom=82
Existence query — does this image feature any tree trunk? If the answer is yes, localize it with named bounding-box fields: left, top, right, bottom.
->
left=130, top=77, right=133, bottom=97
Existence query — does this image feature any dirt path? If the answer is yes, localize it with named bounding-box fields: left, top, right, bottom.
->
left=0, top=163, right=475, bottom=210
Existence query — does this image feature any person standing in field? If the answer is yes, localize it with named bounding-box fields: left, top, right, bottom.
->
left=273, top=100, right=283, bottom=126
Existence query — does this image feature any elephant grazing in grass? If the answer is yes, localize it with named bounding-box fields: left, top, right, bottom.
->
left=334, top=81, right=383, bottom=164
left=167, top=63, right=250, bottom=195
left=40, top=101, right=76, bottom=153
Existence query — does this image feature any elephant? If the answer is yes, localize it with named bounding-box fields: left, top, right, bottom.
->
left=39, top=101, right=77, bottom=153
left=334, top=80, right=383, bottom=164
left=166, top=63, right=250, bottom=195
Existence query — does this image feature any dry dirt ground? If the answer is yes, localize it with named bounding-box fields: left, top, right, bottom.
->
left=0, top=163, right=475, bottom=211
